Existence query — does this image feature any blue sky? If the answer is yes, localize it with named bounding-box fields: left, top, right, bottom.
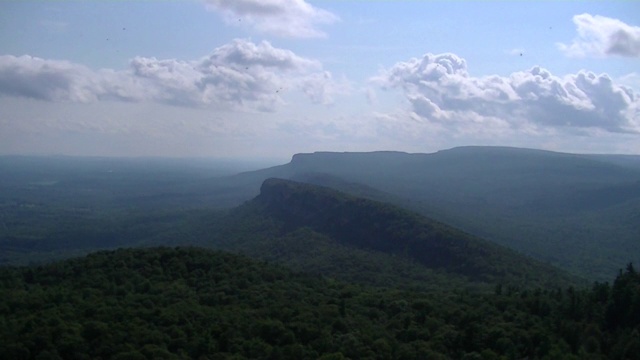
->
left=1, top=1, right=639, bottom=159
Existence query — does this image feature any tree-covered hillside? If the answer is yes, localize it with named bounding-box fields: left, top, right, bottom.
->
left=2, top=148, right=638, bottom=282
left=1, top=247, right=638, bottom=360
left=206, top=147, right=640, bottom=281
left=1, top=166, right=579, bottom=290
left=198, top=178, right=575, bottom=289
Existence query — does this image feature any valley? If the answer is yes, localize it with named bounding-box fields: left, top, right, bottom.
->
left=1, top=147, right=639, bottom=359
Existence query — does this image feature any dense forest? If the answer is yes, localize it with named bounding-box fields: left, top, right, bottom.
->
left=1, top=247, right=639, bottom=360
left=190, top=178, right=577, bottom=290
left=1, top=151, right=639, bottom=359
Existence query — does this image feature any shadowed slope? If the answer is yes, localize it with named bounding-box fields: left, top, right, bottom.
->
left=229, top=178, right=575, bottom=287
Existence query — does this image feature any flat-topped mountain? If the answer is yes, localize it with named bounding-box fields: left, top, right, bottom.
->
left=205, top=147, right=640, bottom=281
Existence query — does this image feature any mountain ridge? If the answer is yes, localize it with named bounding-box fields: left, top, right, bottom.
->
left=203, top=146, right=640, bottom=281
left=239, top=178, right=576, bottom=287
left=1, top=146, right=638, bottom=281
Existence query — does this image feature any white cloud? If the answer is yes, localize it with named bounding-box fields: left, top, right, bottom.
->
left=204, top=0, right=339, bottom=38
left=0, top=55, right=103, bottom=102
left=618, top=72, right=640, bottom=92
left=0, top=39, right=345, bottom=112
left=298, top=71, right=351, bottom=105
left=558, top=14, right=640, bottom=58
left=202, top=39, right=321, bottom=70
left=127, top=39, right=321, bottom=110
left=372, top=52, right=640, bottom=134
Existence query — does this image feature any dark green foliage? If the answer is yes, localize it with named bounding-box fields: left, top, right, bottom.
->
left=152, top=178, right=577, bottom=292
left=606, top=264, right=640, bottom=330
left=0, top=248, right=638, bottom=359
left=1, top=170, right=579, bottom=290
left=246, top=178, right=574, bottom=287
left=2, top=150, right=639, bottom=360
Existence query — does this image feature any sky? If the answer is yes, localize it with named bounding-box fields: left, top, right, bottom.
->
left=1, top=0, right=639, bottom=159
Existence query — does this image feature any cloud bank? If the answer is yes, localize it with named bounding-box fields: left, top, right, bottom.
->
left=558, top=14, right=640, bottom=58
left=204, top=0, right=338, bottom=38
left=373, top=52, right=640, bottom=134
left=0, top=39, right=345, bottom=111
left=0, top=56, right=102, bottom=102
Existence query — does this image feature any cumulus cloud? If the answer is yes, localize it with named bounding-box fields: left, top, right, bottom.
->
left=372, top=52, right=640, bottom=133
left=204, top=0, right=338, bottom=38
left=202, top=39, right=320, bottom=70
left=126, top=39, right=321, bottom=109
left=0, top=56, right=103, bottom=102
left=0, top=39, right=344, bottom=111
left=558, top=14, right=640, bottom=58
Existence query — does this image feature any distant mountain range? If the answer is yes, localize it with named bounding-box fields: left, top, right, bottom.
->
left=1, top=146, right=638, bottom=281
left=1, top=148, right=638, bottom=359
left=198, top=146, right=640, bottom=281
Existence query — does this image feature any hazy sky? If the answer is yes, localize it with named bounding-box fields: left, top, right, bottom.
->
left=1, top=1, right=639, bottom=159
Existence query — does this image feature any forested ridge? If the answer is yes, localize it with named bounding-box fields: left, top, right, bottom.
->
left=1, top=247, right=639, bottom=360
left=1, top=155, right=639, bottom=359
left=164, top=178, right=579, bottom=292
left=249, top=178, right=572, bottom=286
left=2, top=149, right=639, bottom=282
left=1, top=176, right=577, bottom=289
left=209, top=147, right=640, bottom=281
